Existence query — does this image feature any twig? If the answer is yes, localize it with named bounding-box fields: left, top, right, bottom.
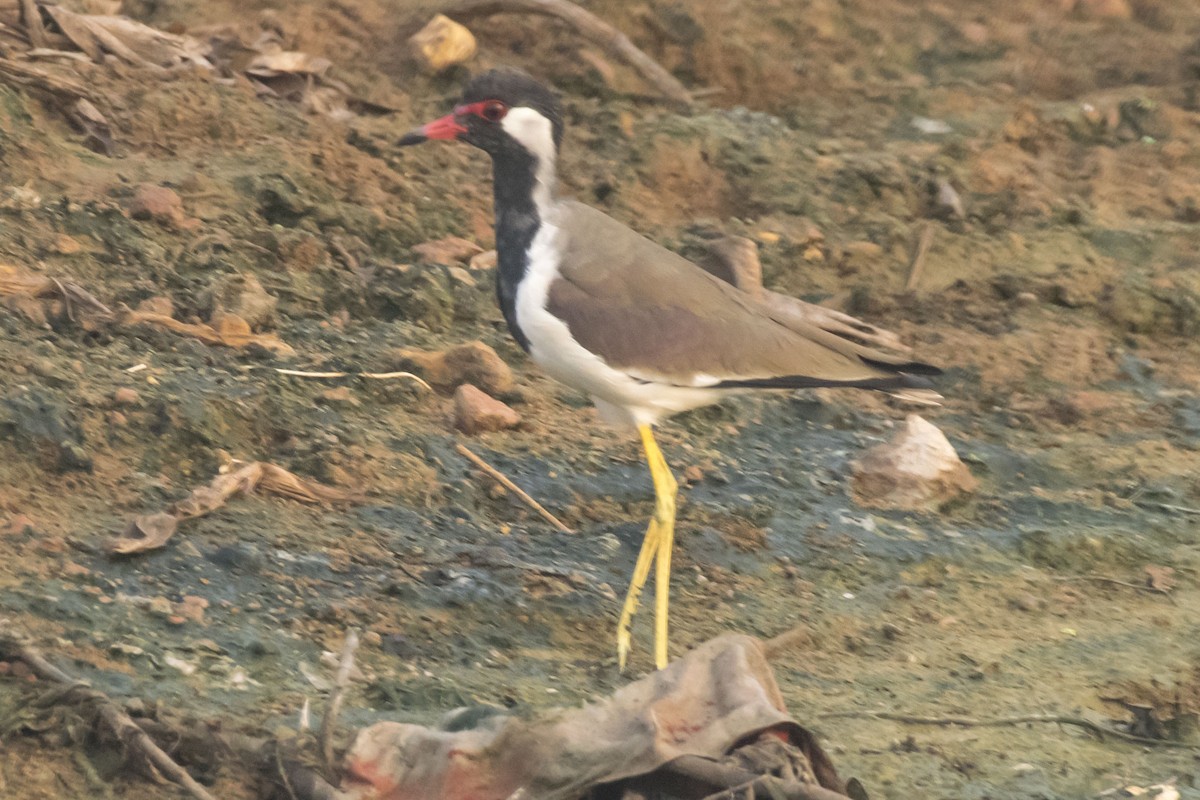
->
left=439, top=0, right=692, bottom=105
left=1135, top=500, right=1200, bottom=517
left=818, top=710, right=1199, bottom=749
left=455, top=443, right=574, bottom=533
left=0, top=630, right=219, bottom=800
left=318, top=628, right=360, bottom=776
left=1052, top=574, right=1176, bottom=604
left=274, top=368, right=433, bottom=391
left=19, top=0, right=47, bottom=49
left=905, top=222, right=935, bottom=293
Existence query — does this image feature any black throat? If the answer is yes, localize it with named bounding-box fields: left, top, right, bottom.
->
left=490, top=147, right=545, bottom=352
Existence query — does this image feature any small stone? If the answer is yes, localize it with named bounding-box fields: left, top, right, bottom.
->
left=850, top=415, right=977, bottom=510
left=1011, top=593, right=1042, bottom=612
left=408, top=14, right=477, bottom=72
left=362, top=630, right=383, bottom=647
left=137, top=295, right=175, bottom=316
left=113, top=387, right=140, bottom=406
left=390, top=341, right=514, bottom=395
left=454, top=384, right=521, bottom=434
left=2, top=515, right=36, bottom=536
left=683, top=465, right=705, bottom=484
left=318, top=386, right=359, bottom=407
left=128, top=184, right=185, bottom=228
left=843, top=240, right=884, bottom=260
left=1064, top=0, right=1132, bottom=18
left=468, top=250, right=497, bottom=270
left=412, top=235, right=483, bottom=265
left=53, top=233, right=82, bottom=255
left=148, top=596, right=174, bottom=617
left=173, top=595, right=209, bottom=624
left=107, top=410, right=128, bottom=426
left=202, top=273, right=277, bottom=330
left=447, top=266, right=476, bottom=286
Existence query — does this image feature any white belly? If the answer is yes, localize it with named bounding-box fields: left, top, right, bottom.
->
left=514, top=221, right=723, bottom=428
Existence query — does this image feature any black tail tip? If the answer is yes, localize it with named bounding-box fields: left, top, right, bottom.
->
left=397, top=130, right=427, bottom=147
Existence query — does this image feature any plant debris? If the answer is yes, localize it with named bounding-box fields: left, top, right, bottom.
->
left=110, top=458, right=356, bottom=554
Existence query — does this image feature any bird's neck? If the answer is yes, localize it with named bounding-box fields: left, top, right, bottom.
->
left=491, top=147, right=558, bottom=352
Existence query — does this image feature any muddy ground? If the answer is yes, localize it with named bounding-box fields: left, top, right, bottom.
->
left=3, top=0, right=1200, bottom=797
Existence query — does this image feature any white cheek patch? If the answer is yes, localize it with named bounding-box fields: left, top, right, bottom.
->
left=500, top=107, right=556, bottom=164
left=500, top=106, right=557, bottom=212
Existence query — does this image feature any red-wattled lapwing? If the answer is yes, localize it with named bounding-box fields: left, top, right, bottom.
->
left=399, top=68, right=940, bottom=671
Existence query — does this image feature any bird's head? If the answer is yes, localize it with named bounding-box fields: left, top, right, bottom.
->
left=398, top=68, right=563, bottom=164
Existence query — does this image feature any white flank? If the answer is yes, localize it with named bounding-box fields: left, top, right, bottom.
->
left=515, top=212, right=724, bottom=428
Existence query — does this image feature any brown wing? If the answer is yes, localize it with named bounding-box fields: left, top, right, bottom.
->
left=548, top=201, right=937, bottom=388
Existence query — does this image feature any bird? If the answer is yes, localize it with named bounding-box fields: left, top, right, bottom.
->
left=398, top=68, right=941, bottom=671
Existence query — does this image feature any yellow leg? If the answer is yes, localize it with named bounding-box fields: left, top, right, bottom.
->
left=616, top=424, right=678, bottom=671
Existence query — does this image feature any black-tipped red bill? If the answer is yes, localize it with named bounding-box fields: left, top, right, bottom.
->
left=397, top=112, right=467, bottom=147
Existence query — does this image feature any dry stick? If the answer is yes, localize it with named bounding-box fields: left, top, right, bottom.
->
left=819, top=710, right=1199, bottom=749
left=1052, top=574, right=1176, bottom=605
left=1135, top=500, right=1200, bottom=517
left=19, top=0, right=47, bottom=49
left=905, top=222, right=936, bottom=293
left=0, top=632, right=219, bottom=800
left=441, top=0, right=692, bottom=105
left=318, top=628, right=360, bottom=776
left=274, top=368, right=433, bottom=391
left=455, top=443, right=574, bottom=533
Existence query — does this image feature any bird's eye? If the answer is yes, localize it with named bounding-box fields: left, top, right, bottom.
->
left=481, top=100, right=508, bottom=122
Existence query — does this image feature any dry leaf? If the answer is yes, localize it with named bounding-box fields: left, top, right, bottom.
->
left=245, top=51, right=331, bottom=77
left=171, top=461, right=265, bottom=519
left=0, top=264, right=111, bottom=320
left=116, top=306, right=295, bottom=356
left=0, top=264, right=55, bottom=297
left=110, top=461, right=355, bottom=554
left=68, top=97, right=114, bottom=155
left=110, top=512, right=178, bottom=554
left=43, top=6, right=212, bottom=69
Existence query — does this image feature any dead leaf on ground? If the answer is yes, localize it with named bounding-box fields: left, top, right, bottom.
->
left=41, top=5, right=213, bottom=69
left=110, top=460, right=357, bottom=554
left=1145, top=565, right=1176, bottom=593
left=116, top=306, right=295, bottom=356
left=0, top=263, right=112, bottom=321
left=67, top=98, right=114, bottom=155
left=110, top=512, right=178, bottom=555
left=245, top=50, right=331, bottom=77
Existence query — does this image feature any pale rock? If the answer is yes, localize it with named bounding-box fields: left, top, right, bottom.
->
left=454, top=384, right=520, bottom=434
left=850, top=415, right=977, bottom=510
left=409, top=14, right=477, bottom=72
left=128, top=184, right=185, bottom=227
left=390, top=341, right=513, bottom=395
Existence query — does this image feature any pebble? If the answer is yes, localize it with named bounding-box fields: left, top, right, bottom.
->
left=392, top=341, right=514, bottom=395
left=113, top=387, right=140, bottom=406
left=454, top=384, right=521, bottom=434
left=850, top=415, right=978, bottom=511
left=128, top=183, right=186, bottom=228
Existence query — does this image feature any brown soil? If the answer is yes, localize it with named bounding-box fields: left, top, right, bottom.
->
left=3, top=0, right=1200, bottom=797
